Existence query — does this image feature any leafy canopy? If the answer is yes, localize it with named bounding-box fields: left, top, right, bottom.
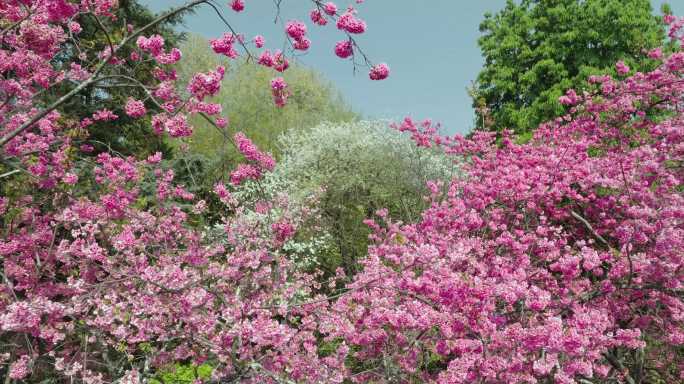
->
left=473, top=0, right=666, bottom=133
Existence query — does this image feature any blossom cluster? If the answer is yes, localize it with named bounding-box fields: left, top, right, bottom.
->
left=137, top=34, right=182, bottom=64
left=231, top=131, right=276, bottom=185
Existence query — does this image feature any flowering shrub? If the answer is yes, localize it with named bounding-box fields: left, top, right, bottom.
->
left=326, top=21, right=684, bottom=383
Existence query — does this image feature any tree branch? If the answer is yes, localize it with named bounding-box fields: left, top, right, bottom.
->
left=0, top=0, right=209, bottom=149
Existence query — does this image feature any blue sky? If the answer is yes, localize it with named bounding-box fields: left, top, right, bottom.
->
left=142, top=1, right=682, bottom=134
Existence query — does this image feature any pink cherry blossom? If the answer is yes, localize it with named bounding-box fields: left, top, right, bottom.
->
left=310, top=9, right=328, bottom=26
left=369, top=62, right=390, bottom=80
left=336, top=9, right=366, bottom=34
left=230, top=0, right=245, bottom=12
left=285, top=20, right=307, bottom=40
left=335, top=40, right=353, bottom=58
left=210, top=33, right=239, bottom=58
left=92, top=108, right=118, bottom=121
left=323, top=2, right=338, bottom=16
left=253, top=34, right=265, bottom=48
left=616, top=60, right=630, bottom=75
left=125, top=98, right=147, bottom=118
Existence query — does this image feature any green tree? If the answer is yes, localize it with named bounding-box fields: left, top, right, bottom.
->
left=472, top=0, right=666, bottom=134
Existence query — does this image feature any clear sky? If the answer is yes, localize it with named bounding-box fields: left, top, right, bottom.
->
left=142, top=1, right=683, bottom=135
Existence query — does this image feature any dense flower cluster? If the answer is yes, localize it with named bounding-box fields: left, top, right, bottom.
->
left=210, top=32, right=240, bottom=59
left=253, top=34, right=265, bottom=48
left=258, top=49, right=290, bottom=73
left=369, top=62, right=390, bottom=80
left=137, top=34, right=182, bottom=64
left=335, top=39, right=353, bottom=58
left=285, top=20, right=311, bottom=51
left=336, top=8, right=366, bottom=34
left=310, top=9, right=328, bottom=26
left=187, top=66, right=226, bottom=100
left=326, top=22, right=684, bottom=381
left=124, top=98, right=147, bottom=118
left=234, top=131, right=276, bottom=171
left=324, top=2, right=338, bottom=16
left=230, top=0, right=245, bottom=12
left=2, top=1, right=679, bottom=383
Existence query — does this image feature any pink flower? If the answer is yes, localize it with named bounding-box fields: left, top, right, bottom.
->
left=155, top=48, right=182, bottom=64
left=648, top=47, right=663, bottom=59
left=230, top=0, right=245, bottom=12
left=164, top=114, right=193, bottom=137
left=258, top=50, right=289, bottom=71
left=337, top=10, right=366, bottom=34
left=293, top=37, right=311, bottom=51
left=216, top=117, right=229, bottom=128
left=67, top=63, right=90, bottom=81
left=92, top=109, right=118, bottom=121
left=616, top=60, right=630, bottom=76
left=273, top=50, right=289, bottom=72
left=63, top=173, right=78, bottom=185
left=258, top=50, right=274, bottom=67
left=271, top=77, right=290, bottom=107
left=559, top=89, right=579, bottom=106
left=369, top=63, right=390, bottom=80
left=253, top=35, right=265, bottom=48
left=69, top=21, right=82, bottom=34
left=230, top=163, right=261, bottom=185
left=234, top=131, right=276, bottom=170
left=210, top=33, right=239, bottom=58
left=272, top=221, right=295, bottom=242
left=187, top=66, right=225, bottom=100
left=125, top=98, right=146, bottom=118
left=147, top=152, right=163, bottom=164
left=9, top=355, right=30, bottom=380
left=285, top=20, right=307, bottom=40
left=310, top=9, right=327, bottom=26
left=190, top=101, right=222, bottom=115
left=270, top=77, right=287, bottom=91
left=136, top=35, right=165, bottom=56
left=335, top=40, right=353, bottom=58
left=323, top=2, right=338, bottom=16
left=214, top=182, right=230, bottom=199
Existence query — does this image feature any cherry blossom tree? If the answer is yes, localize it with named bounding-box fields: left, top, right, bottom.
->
left=0, top=1, right=386, bottom=382
left=326, top=18, right=684, bottom=384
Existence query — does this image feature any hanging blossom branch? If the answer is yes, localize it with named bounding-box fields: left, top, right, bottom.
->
left=0, top=0, right=388, bottom=151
